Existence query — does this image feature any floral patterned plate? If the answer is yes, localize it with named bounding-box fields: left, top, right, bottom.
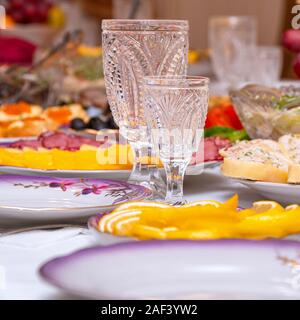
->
left=0, top=175, right=151, bottom=225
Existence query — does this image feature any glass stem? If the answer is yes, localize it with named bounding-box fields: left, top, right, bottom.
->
left=129, top=143, right=151, bottom=183
left=163, top=160, right=189, bottom=205
left=128, top=143, right=166, bottom=199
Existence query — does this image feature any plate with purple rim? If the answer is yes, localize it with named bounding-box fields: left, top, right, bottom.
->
left=40, top=239, right=300, bottom=300
left=0, top=175, right=152, bottom=225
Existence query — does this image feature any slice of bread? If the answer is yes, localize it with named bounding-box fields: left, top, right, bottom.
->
left=221, top=158, right=288, bottom=183
left=279, top=134, right=300, bottom=183
left=288, top=164, right=300, bottom=183
left=221, top=139, right=290, bottom=183
left=279, top=134, right=300, bottom=161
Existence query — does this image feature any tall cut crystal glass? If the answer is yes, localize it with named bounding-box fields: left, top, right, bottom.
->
left=143, top=76, right=209, bottom=204
left=209, top=16, right=257, bottom=89
left=102, top=20, right=189, bottom=196
left=251, top=46, right=283, bottom=86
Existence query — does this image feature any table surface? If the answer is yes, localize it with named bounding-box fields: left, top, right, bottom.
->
left=0, top=167, right=265, bottom=300
left=2, top=79, right=300, bottom=299
left=2, top=80, right=299, bottom=300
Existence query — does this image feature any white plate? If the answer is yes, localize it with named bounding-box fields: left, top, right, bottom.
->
left=0, top=161, right=220, bottom=180
left=40, top=239, right=300, bottom=300
left=232, top=178, right=300, bottom=205
left=0, top=175, right=151, bottom=225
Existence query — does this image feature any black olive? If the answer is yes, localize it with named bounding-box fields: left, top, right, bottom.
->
left=108, top=116, right=119, bottom=129
left=87, top=117, right=110, bottom=130
left=70, top=118, right=86, bottom=131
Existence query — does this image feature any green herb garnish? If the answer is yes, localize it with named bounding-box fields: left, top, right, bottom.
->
left=204, top=126, right=249, bottom=142
left=274, top=95, right=300, bottom=110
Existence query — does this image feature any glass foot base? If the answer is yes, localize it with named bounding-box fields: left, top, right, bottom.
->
left=127, top=143, right=166, bottom=200
left=165, top=198, right=187, bottom=206
left=128, top=168, right=166, bottom=201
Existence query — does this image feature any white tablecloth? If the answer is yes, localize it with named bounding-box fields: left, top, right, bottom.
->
left=0, top=168, right=263, bottom=300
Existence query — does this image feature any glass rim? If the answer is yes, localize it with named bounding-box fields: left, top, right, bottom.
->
left=256, top=45, right=282, bottom=52
left=209, top=15, right=256, bottom=25
left=143, top=76, right=209, bottom=88
left=102, top=19, right=189, bottom=31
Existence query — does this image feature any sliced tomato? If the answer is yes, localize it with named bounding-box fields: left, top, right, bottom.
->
left=205, top=104, right=243, bottom=130
left=222, top=104, right=243, bottom=130
left=205, top=106, right=233, bottom=128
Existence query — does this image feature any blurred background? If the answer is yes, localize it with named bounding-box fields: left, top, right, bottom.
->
left=0, top=0, right=297, bottom=141
left=0, top=0, right=299, bottom=137
left=0, top=0, right=298, bottom=77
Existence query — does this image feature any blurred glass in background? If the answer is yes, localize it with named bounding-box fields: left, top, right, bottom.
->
left=251, top=46, right=283, bottom=86
left=209, top=16, right=257, bottom=89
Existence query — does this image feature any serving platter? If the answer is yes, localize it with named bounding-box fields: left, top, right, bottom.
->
left=232, top=178, right=300, bottom=205
left=0, top=175, right=151, bottom=225
left=40, top=239, right=300, bottom=300
left=0, top=161, right=220, bottom=180
left=0, top=166, right=130, bottom=180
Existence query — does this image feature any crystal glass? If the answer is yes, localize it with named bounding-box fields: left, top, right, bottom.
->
left=251, top=46, right=283, bottom=86
left=209, top=16, right=257, bottom=89
left=102, top=19, right=189, bottom=197
left=143, top=76, right=209, bottom=204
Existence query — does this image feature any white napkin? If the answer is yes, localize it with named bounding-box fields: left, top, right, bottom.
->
left=0, top=227, right=91, bottom=249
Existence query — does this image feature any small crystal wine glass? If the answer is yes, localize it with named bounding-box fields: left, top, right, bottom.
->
left=143, top=76, right=209, bottom=204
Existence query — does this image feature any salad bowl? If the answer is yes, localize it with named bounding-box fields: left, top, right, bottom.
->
left=230, top=84, right=300, bottom=140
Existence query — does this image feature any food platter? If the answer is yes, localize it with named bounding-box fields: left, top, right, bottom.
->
left=88, top=194, right=300, bottom=244
left=0, top=130, right=221, bottom=179
left=220, top=128, right=300, bottom=203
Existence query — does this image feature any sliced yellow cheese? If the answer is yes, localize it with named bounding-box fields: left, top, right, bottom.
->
left=52, top=149, right=76, bottom=170
left=0, top=148, right=24, bottom=167
left=23, top=148, right=53, bottom=170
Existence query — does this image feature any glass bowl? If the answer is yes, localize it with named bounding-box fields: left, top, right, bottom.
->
left=230, top=84, right=300, bottom=140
